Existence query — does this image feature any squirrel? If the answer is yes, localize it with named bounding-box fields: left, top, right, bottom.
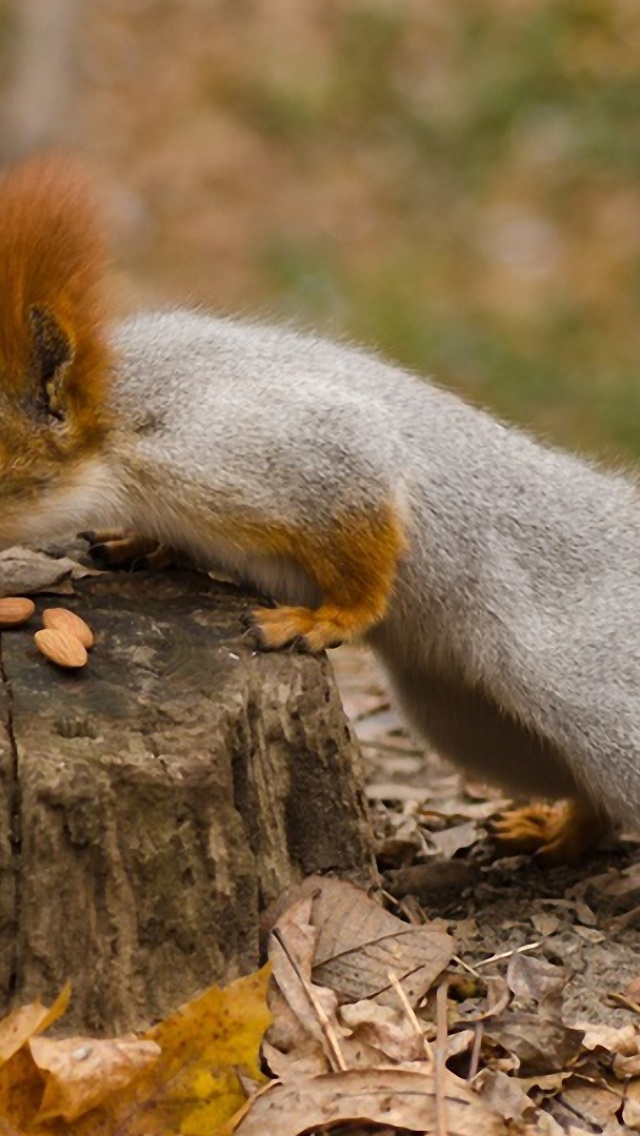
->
left=0, top=153, right=638, bottom=865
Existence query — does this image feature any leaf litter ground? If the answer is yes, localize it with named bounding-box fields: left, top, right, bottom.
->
left=1, top=641, right=640, bottom=1134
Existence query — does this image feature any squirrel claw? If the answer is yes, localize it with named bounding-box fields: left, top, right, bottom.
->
left=242, top=610, right=311, bottom=653
left=489, top=800, right=610, bottom=865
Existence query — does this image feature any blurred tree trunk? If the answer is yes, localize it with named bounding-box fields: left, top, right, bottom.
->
left=2, top=0, right=82, bottom=159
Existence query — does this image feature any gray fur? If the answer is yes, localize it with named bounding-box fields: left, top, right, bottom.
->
left=18, top=307, right=640, bottom=828
left=102, top=310, right=640, bottom=828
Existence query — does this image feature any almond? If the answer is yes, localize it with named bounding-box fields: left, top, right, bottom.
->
left=35, top=629, right=88, bottom=669
left=0, top=597, right=35, bottom=627
left=42, top=607, right=94, bottom=649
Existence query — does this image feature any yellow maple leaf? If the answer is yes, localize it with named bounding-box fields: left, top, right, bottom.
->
left=133, top=964, right=273, bottom=1136
left=0, top=968, right=271, bottom=1136
left=21, top=965, right=272, bottom=1136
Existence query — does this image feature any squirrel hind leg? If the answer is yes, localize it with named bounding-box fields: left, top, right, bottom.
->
left=489, top=799, right=611, bottom=865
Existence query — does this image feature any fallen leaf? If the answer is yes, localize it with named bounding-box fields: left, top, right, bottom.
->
left=475, top=1068, right=535, bottom=1121
left=0, top=549, right=98, bottom=596
left=506, top=955, right=567, bottom=1014
left=233, top=1068, right=510, bottom=1136
left=531, top=913, right=561, bottom=937
left=13, top=968, right=273, bottom=1136
left=0, top=1047, right=45, bottom=1132
left=32, top=1036, right=161, bottom=1122
left=339, top=1000, right=431, bottom=1064
left=559, top=1081, right=622, bottom=1130
left=386, top=860, right=476, bottom=901
left=485, top=1013, right=584, bottom=1077
left=267, top=897, right=340, bottom=1078
left=428, top=820, right=480, bottom=858
left=577, top=1021, right=639, bottom=1057
left=0, top=986, right=70, bottom=1064
left=295, top=876, right=454, bottom=1006
left=131, top=965, right=272, bottom=1134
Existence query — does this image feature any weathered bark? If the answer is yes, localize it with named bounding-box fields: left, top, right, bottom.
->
left=0, top=568, right=373, bottom=1033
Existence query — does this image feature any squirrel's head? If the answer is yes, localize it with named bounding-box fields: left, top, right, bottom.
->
left=0, top=154, right=112, bottom=548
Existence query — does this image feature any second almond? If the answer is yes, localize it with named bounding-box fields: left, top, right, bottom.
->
left=42, top=608, right=94, bottom=649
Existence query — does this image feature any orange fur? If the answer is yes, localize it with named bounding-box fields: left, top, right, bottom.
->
left=243, top=505, right=407, bottom=650
left=490, top=800, right=610, bottom=863
left=0, top=153, right=111, bottom=451
left=86, top=506, right=406, bottom=652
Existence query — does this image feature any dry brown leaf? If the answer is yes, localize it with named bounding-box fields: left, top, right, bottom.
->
left=582, top=1023, right=640, bottom=1054
left=339, top=1000, right=431, bottom=1065
left=593, top=863, right=640, bottom=906
left=484, top=1013, right=584, bottom=1077
left=267, top=876, right=454, bottom=1085
left=611, top=1052, right=640, bottom=1079
left=475, top=1068, right=535, bottom=1122
left=506, top=954, right=567, bottom=1014
left=428, top=820, right=480, bottom=858
left=623, top=976, right=640, bottom=1003
left=234, top=1068, right=511, bottom=1136
left=516, top=1069, right=577, bottom=1097
left=267, top=896, right=340, bottom=1079
left=531, top=913, right=561, bottom=937
left=0, top=549, right=99, bottom=597
left=559, top=1081, right=623, bottom=1130
left=577, top=1021, right=640, bottom=1057
left=32, top=1036, right=161, bottom=1123
left=270, top=897, right=337, bottom=1046
left=386, top=860, right=476, bottom=902
left=287, top=875, right=453, bottom=1006
left=623, top=1080, right=640, bottom=1130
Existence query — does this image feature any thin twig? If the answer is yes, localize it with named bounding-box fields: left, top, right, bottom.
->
left=387, top=969, right=435, bottom=1071
left=468, top=1020, right=484, bottom=1081
left=272, top=927, right=347, bottom=1073
left=435, top=981, right=449, bottom=1136
left=474, top=941, right=541, bottom=968
left=360, top=739, right=427, bottom=757
left=379, top=889, right=423, bottom=924
left=452, top=953, right=482, bottom=978
left=608, top=991, right=640, bottom=1015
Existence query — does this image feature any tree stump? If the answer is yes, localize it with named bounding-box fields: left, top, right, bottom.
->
left=0, top=568, right=374, bottom=1033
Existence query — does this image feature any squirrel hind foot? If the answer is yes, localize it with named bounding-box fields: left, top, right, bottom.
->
left=489, top=800, right=611, bottom=865
left=83, top=528, right=175, bottom=571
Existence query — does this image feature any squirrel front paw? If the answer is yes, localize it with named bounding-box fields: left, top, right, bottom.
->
left=247, top=605, right=344, bottom=653
left=82, top=528, right=175, bottom=571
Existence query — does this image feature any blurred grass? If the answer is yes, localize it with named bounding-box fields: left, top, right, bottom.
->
left=250, top=1, right=640, bottom=459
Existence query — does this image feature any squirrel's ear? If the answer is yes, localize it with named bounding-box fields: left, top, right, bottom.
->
left=28, top=304, right=74, bottom=421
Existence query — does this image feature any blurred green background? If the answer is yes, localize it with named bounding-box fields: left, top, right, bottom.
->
left=2, top=0, right=640, bottom=458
